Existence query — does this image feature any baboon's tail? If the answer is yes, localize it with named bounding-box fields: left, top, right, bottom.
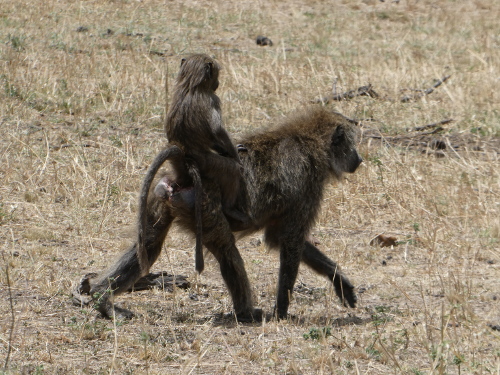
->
left=187, top=165, right=204, bottom=274
left=137, top=145, right=183, bottom=276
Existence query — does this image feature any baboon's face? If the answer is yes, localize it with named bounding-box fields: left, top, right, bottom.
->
left=329, top=125, right=363, bottom=176
left=154, top=175, right=195, bottom=209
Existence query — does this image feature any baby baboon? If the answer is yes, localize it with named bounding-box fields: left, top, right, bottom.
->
left=161, top=53, right=249, bottom=275
left=85, top=107, right=362, bottom=322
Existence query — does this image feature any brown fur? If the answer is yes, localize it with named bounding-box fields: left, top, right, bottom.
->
left=86, top=107, right=362, bottom=322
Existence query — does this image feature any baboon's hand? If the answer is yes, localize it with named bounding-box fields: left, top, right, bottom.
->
left=334, top=275, right=357, bottom=308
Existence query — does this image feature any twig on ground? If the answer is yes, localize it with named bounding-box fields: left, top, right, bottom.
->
left=2, top=251, right=15, bottom=373
left=130, top=271, right=190, bottom=291
left=401, top=75, right=451, bottom=102
left=313, top=84, right=379, bottom=104
left=412, top=119, right=454, bottom=132
left=366, top=126, right=445, bottom=141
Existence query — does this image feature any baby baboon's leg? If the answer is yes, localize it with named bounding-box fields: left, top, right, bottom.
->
left=301, top=241, right=357, bottom=308
left=90, top=198, right=174, bottom=319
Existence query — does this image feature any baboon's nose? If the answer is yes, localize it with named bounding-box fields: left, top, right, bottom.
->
left=348, top=153, right=363, bottom=173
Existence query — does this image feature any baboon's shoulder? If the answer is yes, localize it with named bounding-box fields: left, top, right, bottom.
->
left=245, top=107, right=356, bottom=148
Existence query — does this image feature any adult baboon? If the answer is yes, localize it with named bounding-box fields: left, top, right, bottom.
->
left=137, top=54, right=249, bottom=277
left=87, top=107, right=362, bottom=322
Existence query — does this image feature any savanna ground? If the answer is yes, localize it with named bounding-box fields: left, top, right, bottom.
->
left=1, top=0, right=499, bottom=373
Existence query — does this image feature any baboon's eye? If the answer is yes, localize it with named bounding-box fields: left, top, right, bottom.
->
left=206, top=62, right=213, bottom=79
left=331, top=126, right=345, bottom=146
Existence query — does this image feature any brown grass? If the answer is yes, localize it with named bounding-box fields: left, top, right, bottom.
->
left=1, top=0, right=499, bottom=373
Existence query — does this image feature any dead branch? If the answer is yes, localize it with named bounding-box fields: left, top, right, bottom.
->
left=131, top=271, right=190, bottom=291
left=2, top=252, right=15, bottom=372
left=401, top=75, right=451, bottom=103
left=314, top=84, right=379, bottom=104
left=72, top=271, right=190, bottom=306
left=365, top=126, right=444, bottom=141
left=412, top=119, right=454, bottom=132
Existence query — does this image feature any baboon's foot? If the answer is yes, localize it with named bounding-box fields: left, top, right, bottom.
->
left=72, top=274, right=136, bottom=319
left=96, top=298, right=135, bottom=320
left=333, top=274, right=357, bottom=308
left=72, top=272, right=98, bottom=306
left=235, top=308, right=264, bottom=323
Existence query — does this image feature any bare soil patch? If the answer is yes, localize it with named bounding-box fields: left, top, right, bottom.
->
left=1, top=0, right=499, bottom=374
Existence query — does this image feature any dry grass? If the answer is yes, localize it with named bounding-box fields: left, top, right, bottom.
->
left=1, top=0, right=499, bottom=373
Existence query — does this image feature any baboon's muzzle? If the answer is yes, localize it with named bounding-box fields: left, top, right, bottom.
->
left=348, top=152, right=363, bottom=173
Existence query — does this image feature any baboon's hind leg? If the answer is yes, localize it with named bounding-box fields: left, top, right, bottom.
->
left=209, top=242, right=262, bottom=322
left=89, top=245, right=143, bottom=319
left=90, top=199, right=174, bottom=319
left=202, top=206, right=262, bottom=322
left=301, top=241, right=357, bottom=308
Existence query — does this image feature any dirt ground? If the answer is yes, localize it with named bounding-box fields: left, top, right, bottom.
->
left=1, top=0, right=499, bottom=374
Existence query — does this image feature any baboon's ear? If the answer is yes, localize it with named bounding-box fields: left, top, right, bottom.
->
left=180, top=58, right=186, bottom=67
left=332, top=125, right=345, bottom=146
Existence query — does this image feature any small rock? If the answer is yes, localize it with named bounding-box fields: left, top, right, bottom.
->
left=488, top=324, right=500, bottom=331
left=256, top=35, right=273, bottom=46
left=429, top=139, right=446, bottom=150
left=249, top=238, right=262, bottom=247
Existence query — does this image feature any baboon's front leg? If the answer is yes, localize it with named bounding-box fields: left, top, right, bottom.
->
left=301, top=241, right=357, bottom=308
left=275, top=240, right=304, bottom=319
left=89, top=198, right=174, bottom=319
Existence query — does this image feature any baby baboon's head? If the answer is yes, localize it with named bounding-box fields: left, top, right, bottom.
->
left=176, top=53, right=220, bottom=93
